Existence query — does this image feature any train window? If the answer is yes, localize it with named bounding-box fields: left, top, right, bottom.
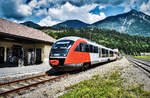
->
left=110, top=51, right=113, bottom=57
left=75, top=43, right=99, bottom=53
left=85, top=44, right=89, bottom=52
left=81, top=43, right=86, bottom=52
left=75, top=43, right=89, bottom=52
left=102, top=48, right=109, bottom=57
left=82, top=43, right=90, bottom=52
left=94, top=46, right=98, bottom=53
left=106, top=50, right=109, bottom=57
left=52, top=40, right=74, bottom=49
left=102, top=48, right=106, bottom=57
left=89, top=45, right=94, bottom=53
left=74, top=43, right=81, bottom=51
left=114, top=52, right=119, bottom=56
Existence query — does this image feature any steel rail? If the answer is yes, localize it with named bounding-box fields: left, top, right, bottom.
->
left=0, top=74, right=48, bottom=88
left=0, top=74, right=69, bottom=96
left=128, top=58, right=150, bottom=74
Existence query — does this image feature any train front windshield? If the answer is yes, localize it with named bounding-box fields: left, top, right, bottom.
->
left=50, top=40, right=74, bottom=57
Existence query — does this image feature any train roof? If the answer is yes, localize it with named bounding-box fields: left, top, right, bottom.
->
left=56, top=36, right=117, bottom=52
left=57, top=36, right=80, bottom=41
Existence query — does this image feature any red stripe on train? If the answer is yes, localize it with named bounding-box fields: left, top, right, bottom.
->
left=64, top=38, right=90, bottom=64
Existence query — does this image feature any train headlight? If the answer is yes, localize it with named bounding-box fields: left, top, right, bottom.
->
left=63, top=54, right=67, bottom=57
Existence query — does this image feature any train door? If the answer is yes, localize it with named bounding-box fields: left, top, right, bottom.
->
left=36, top=48, right=42, bottom=64
left=0, top=47, right=5, bottom=64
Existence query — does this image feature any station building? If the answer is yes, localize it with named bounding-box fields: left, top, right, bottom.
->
left=0, top=18, right=55, bottom=67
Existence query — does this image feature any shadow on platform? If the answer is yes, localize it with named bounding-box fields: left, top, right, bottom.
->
left=0, top=63, right=18, bottom=68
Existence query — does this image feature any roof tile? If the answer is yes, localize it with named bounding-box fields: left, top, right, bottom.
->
left=0, top=18, right=56, bottom=43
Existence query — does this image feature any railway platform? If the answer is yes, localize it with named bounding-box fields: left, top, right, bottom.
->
left=0, top=63, right=51, bottom=84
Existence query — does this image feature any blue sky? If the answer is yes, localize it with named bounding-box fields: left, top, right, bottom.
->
left=90, top=6, right=125, bottom=16
left=0, top=0, right=150, bottom=26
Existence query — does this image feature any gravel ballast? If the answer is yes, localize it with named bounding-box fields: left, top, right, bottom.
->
left=121, top=60, right=150, bottom=91
left=16, top=57, right=150, bottom=98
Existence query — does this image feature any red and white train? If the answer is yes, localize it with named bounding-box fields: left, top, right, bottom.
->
left=49, top=36, right=119, bottom=71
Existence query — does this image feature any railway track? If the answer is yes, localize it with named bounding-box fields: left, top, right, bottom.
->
left=127, top=57, right=150, bottom=77
left=0, top=73, right=69, bottom=97
left=136, top=58, right=150, bottom=63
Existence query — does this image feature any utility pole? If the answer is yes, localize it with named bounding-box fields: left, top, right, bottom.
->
left=89, top=28, right=93, bottom=41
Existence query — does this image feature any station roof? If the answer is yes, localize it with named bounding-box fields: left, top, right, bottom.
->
left=0, top=18, right=55, bottom=43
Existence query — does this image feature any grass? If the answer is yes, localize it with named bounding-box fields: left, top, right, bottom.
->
left=135, top=56, right=150, bottom=59
left=59, top=70, right=150, bottom=98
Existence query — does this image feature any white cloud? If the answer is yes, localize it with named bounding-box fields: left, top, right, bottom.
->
left=1, top=0, right=149, bottom=21
left=38, top=0, right=48, bottom=7
left=12, top=19, right=25, bottom=23
left=140, top=3, right=147, bottom=11
left=17, top=5, right=32, bottom=16
left=38, top=2, right=106, bottom=26
left=140, top=1, right=150, bottom=12
left=30, top=0, right=126, bottom=8
left=36, top=9, right=47, bottom=16
left=88, top=12, right=106, bottom=24
left=38, top=16, right=59, bottom=26
left=0, top=0, right=33, bottom=20
left=124, top=6, right=131, bottom=12
left=99, top=5, right=106, bottom=9
left=140, top=0, right=150, bottom=15
left=29, top=0, right=39, bottom=8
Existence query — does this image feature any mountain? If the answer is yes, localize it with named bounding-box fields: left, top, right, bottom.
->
left=52, top=20, right=90, bottom=29
left=91, top=10, right=150, bottom=37
left=21, top=21, right=41, bottom=29
left=21, top=10, right=150, bottom=37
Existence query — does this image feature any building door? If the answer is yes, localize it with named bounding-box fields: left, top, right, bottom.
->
left=0, top=47, right=5, bottom=64
left=36, top=48, right=42, bottom=64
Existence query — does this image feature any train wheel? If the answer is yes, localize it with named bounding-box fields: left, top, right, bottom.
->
left=82, top=63, right=90, bottom=71
left=108, top=59, right=110, bottom=62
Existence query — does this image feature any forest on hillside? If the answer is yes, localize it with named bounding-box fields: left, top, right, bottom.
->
left=41, top=27, right=150, bottom=55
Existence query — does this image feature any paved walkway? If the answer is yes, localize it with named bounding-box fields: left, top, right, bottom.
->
left=0, top=64, right=51, bottom=79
